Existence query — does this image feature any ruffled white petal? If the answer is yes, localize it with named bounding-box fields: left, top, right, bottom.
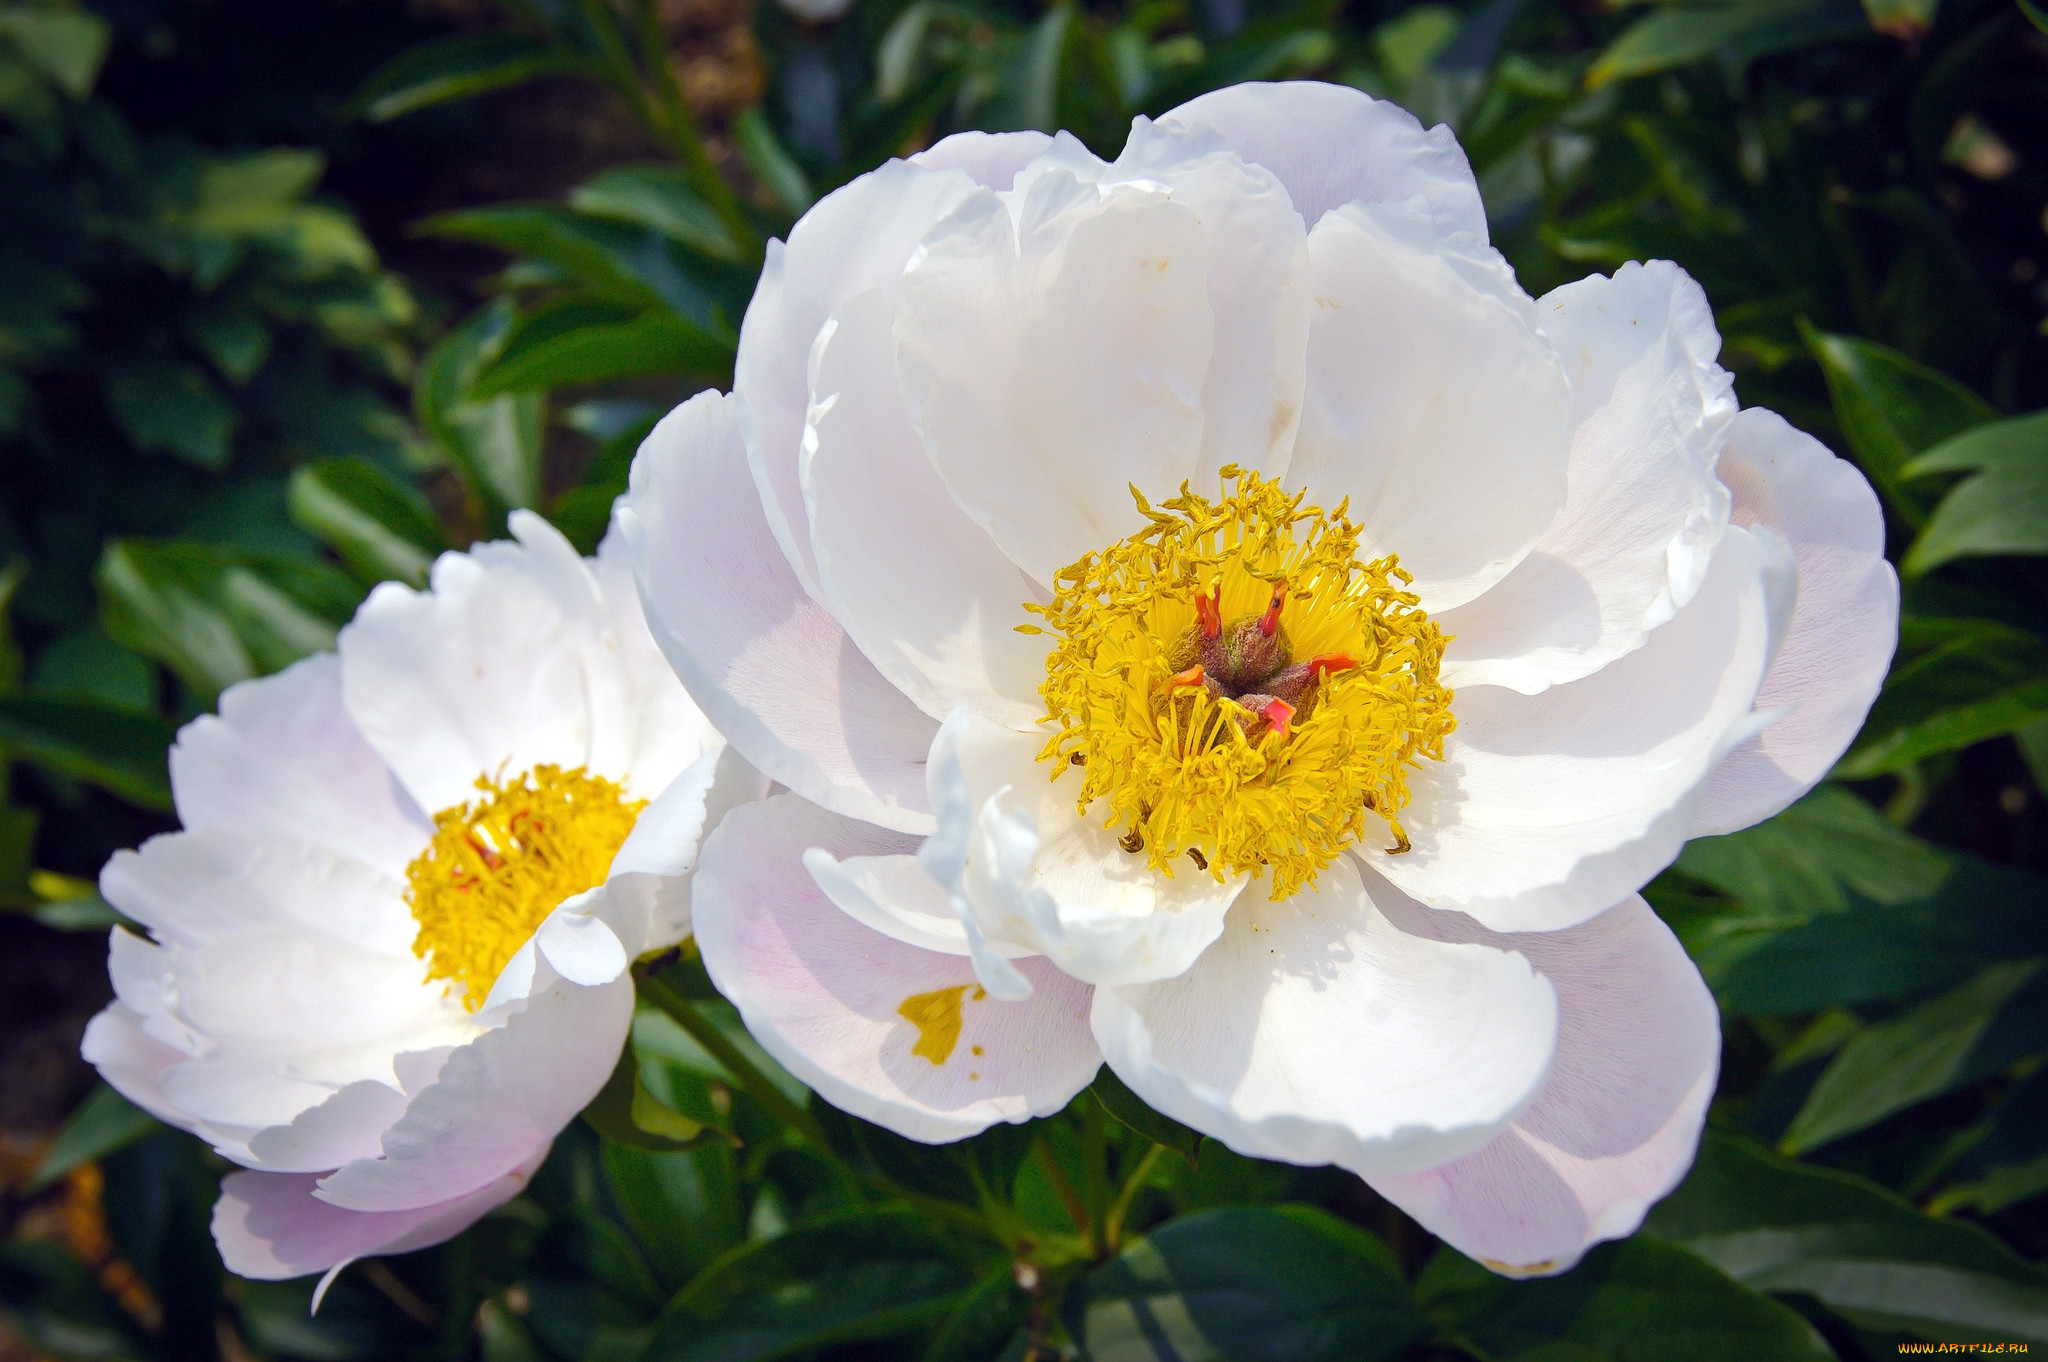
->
left=1368, top=888, right=1718, bottom=1276
left=1439, top=261, right=1736, bottom=693
left=340, top=513, right=633, bottom=815
left=1691, top=408, right=1898, bottom=835
left=928, top=710, right=1248, bottom=994
left=1092, top=856, right=1557, bottom=1180
left=1287, top=202, right=1572, bottom=610
left=314, top=963, right=632, bottom=1212
left=600, top=745, right=770, bottom=957
left=735, top=159, right=984, bottom=600
left=910, top=130, right=1053, bottom=189
left=803, top=287, right=1051, bottom=728
left=168, top=653, right=429, bottom=880
left=213, top=1144, right=546, bottom=1281
left=1157, top=81, right=1487, bottom=240
left=692, top=794, right=1102, bottom=1143
left=592, top=526, right=725, bottom=797
left=1372, top=526, right=1785, bottom=931
left=896, top=171, right=1213, bottom=585
left=621, top=389, right=940, bottom=834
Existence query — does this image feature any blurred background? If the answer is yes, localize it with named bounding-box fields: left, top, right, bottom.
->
left=0, top=0, right=2045, bottom=1355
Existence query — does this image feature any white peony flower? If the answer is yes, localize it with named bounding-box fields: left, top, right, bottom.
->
left=83, top=513, right=763, bottom=1287
left=620, top=81, right=1898, bottom=1274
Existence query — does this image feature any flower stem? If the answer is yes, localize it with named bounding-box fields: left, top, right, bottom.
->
left=1102, top=1144, right=1164, bottom=1251
left=637, top=974, right=837, bottom=1158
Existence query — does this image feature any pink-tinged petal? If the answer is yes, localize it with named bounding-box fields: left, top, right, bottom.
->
left=81, top=1005, right=189, bottom=1128
left=692, top=794, right=1102, bottom=1143
left=897, top=175, right=1213, bottom=586
left=621, top=390, right=939, bottom=834
left=1369, top=889, right=1718, bottom=1276
left=1092, top=856, right=1557, bottom=1180
left=911, top=131, right=1053, bottom=188
left=735, top=160, right=984, bottom=600
left=313, top=967, right=631, bottom=1212
left=244, top=1080, right=412, bottom=1174
left=592, top=526, right=726, bottom=798
left=340, top=514, right=635, bottom=815
left=1691, top=409, right=1899, bottom=835
left=804, top=288, right=1051, bottom=728
left=169, top=653, right=428, bottom=881
left=213, top=1145, right=546, bottom=1281
left=1440, top=261, right=1736, bottom=693
left=1288, top=202, right=1572, bottom=610
left=1157, top=81, right=1486, bottom=240
left=1374, top=527, right=1784, bottom=932
left=600, top=745, right=770, bottom=958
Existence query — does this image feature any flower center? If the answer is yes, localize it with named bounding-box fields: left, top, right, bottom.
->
left=405, top=765, right=645, bottom=1009
left=1023, top=468, right=1454, bottom=900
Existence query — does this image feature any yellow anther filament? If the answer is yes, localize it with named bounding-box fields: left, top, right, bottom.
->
left=1024, top=469, right=1454, bottom=900
left=405, top=765, right=645, bottom=1009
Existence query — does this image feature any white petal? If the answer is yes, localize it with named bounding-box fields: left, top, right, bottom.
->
left=169, top=653, right=428, bottom=880
left=1157, top=81, right=1487, bottom=240
left=1287, top=202, right=1572, bottom=610
left=1109, top=117, right=1314, bottom=479
left=736, top=159, right=984, bottom=600
left=1439, top=261, right=1736, bottom=693
left=1373, top=527, right=1783, bottom=931
left=534, top=890, right=630, bottom=986
left=621, top=389, right=939, bottom=834
left=804, top=845, right=1002, bottom=957
left=593, top=525, right=725, bottom=798
left=212, top=1145, right=546, bottom=1281
left=1691, top=408, right=1899, bottom=835
left=896, top=175, right=1213, bottom=586
left=692, top=794, right=1102, bottom=1143
left=314, top=966, right=632, bottom=1212
left=911, top=130, right=1053, bottom=188
left=601, top=745, right=771, bottom=957
left=803, top=287, right=1051, bottom=728
left=1092, top=856, right=1556, bottom=1179
left=934, top=711, right=1248, bottom=990
left=339, top=514, right=631, bottom=815
left=243, top=1080, right=412, bottom=1174
left=1369, top=891, right=1717, bottom=1276
left=81, top=1004, right=190, bottom=1129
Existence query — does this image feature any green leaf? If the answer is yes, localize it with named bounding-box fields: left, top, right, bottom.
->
left=287, top=458, right=445, bottom=588
left=1784, top=958, right=2048, bottom=1152
left=1588, top=0, right=1828, bottom=88
left=601, top=1140, right=744, bottom=1289
left=29, top=1085, right=160, bottom=1192
left=1647, top=1129, right=2048, bottom=1341
left=1420, top=1236, right=1834, bottom=1362
left=104, top=361, right=240, bottom=470
left=348, top=32, right=598, bottom=122
left=731, top=108, right=814, bottom=217
left=415, top=300, right=545, bottom=521
left=1859, top=0, right=1938, bottom=38
left=0, top=694, right=176, bottom=809
left=1065, top=1206, right=1427, bottom=1362
left=419, top=206, right=728, bottom=327
left=471, top=305, right=733, bottom=397
left=570, top=164, right=744, bottom=262
left=1836, top=616, right=2048, bottom=778
left=1801, top=323, right=1998, bottom=528
left=97, top=540, right=348, bottom=701
left=29, top=627, right=156, bottom=710
left=184, top=306, right=272, bottom=385
left=1091, top=1066, right=1202, bottom=1164
left=1899, top=407, right=2048, bottom=575
left=582, top=1044, right=722, bottom=1153
left=0, top=5, right=110, bottom=98
left=1678, top=786, right=1948, bottom=918
left=645, top=1208, right=984, bottom=1362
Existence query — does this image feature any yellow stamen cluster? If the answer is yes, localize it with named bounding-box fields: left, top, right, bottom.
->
left=405, top=765, right=645, bottom=1010
left=1023, top=469, right=1454, bottom=900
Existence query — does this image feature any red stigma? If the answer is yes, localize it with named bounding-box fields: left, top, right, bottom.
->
left=1258, top=583, right=1286, bottom=637
left=1307, top=653, right=1357, bottom=678
left=1167, top=664, right=1207, bottom=690
left=1258, top=697, right=1295, bottom=738
left=1195, top=587, right=1222, bottom=640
